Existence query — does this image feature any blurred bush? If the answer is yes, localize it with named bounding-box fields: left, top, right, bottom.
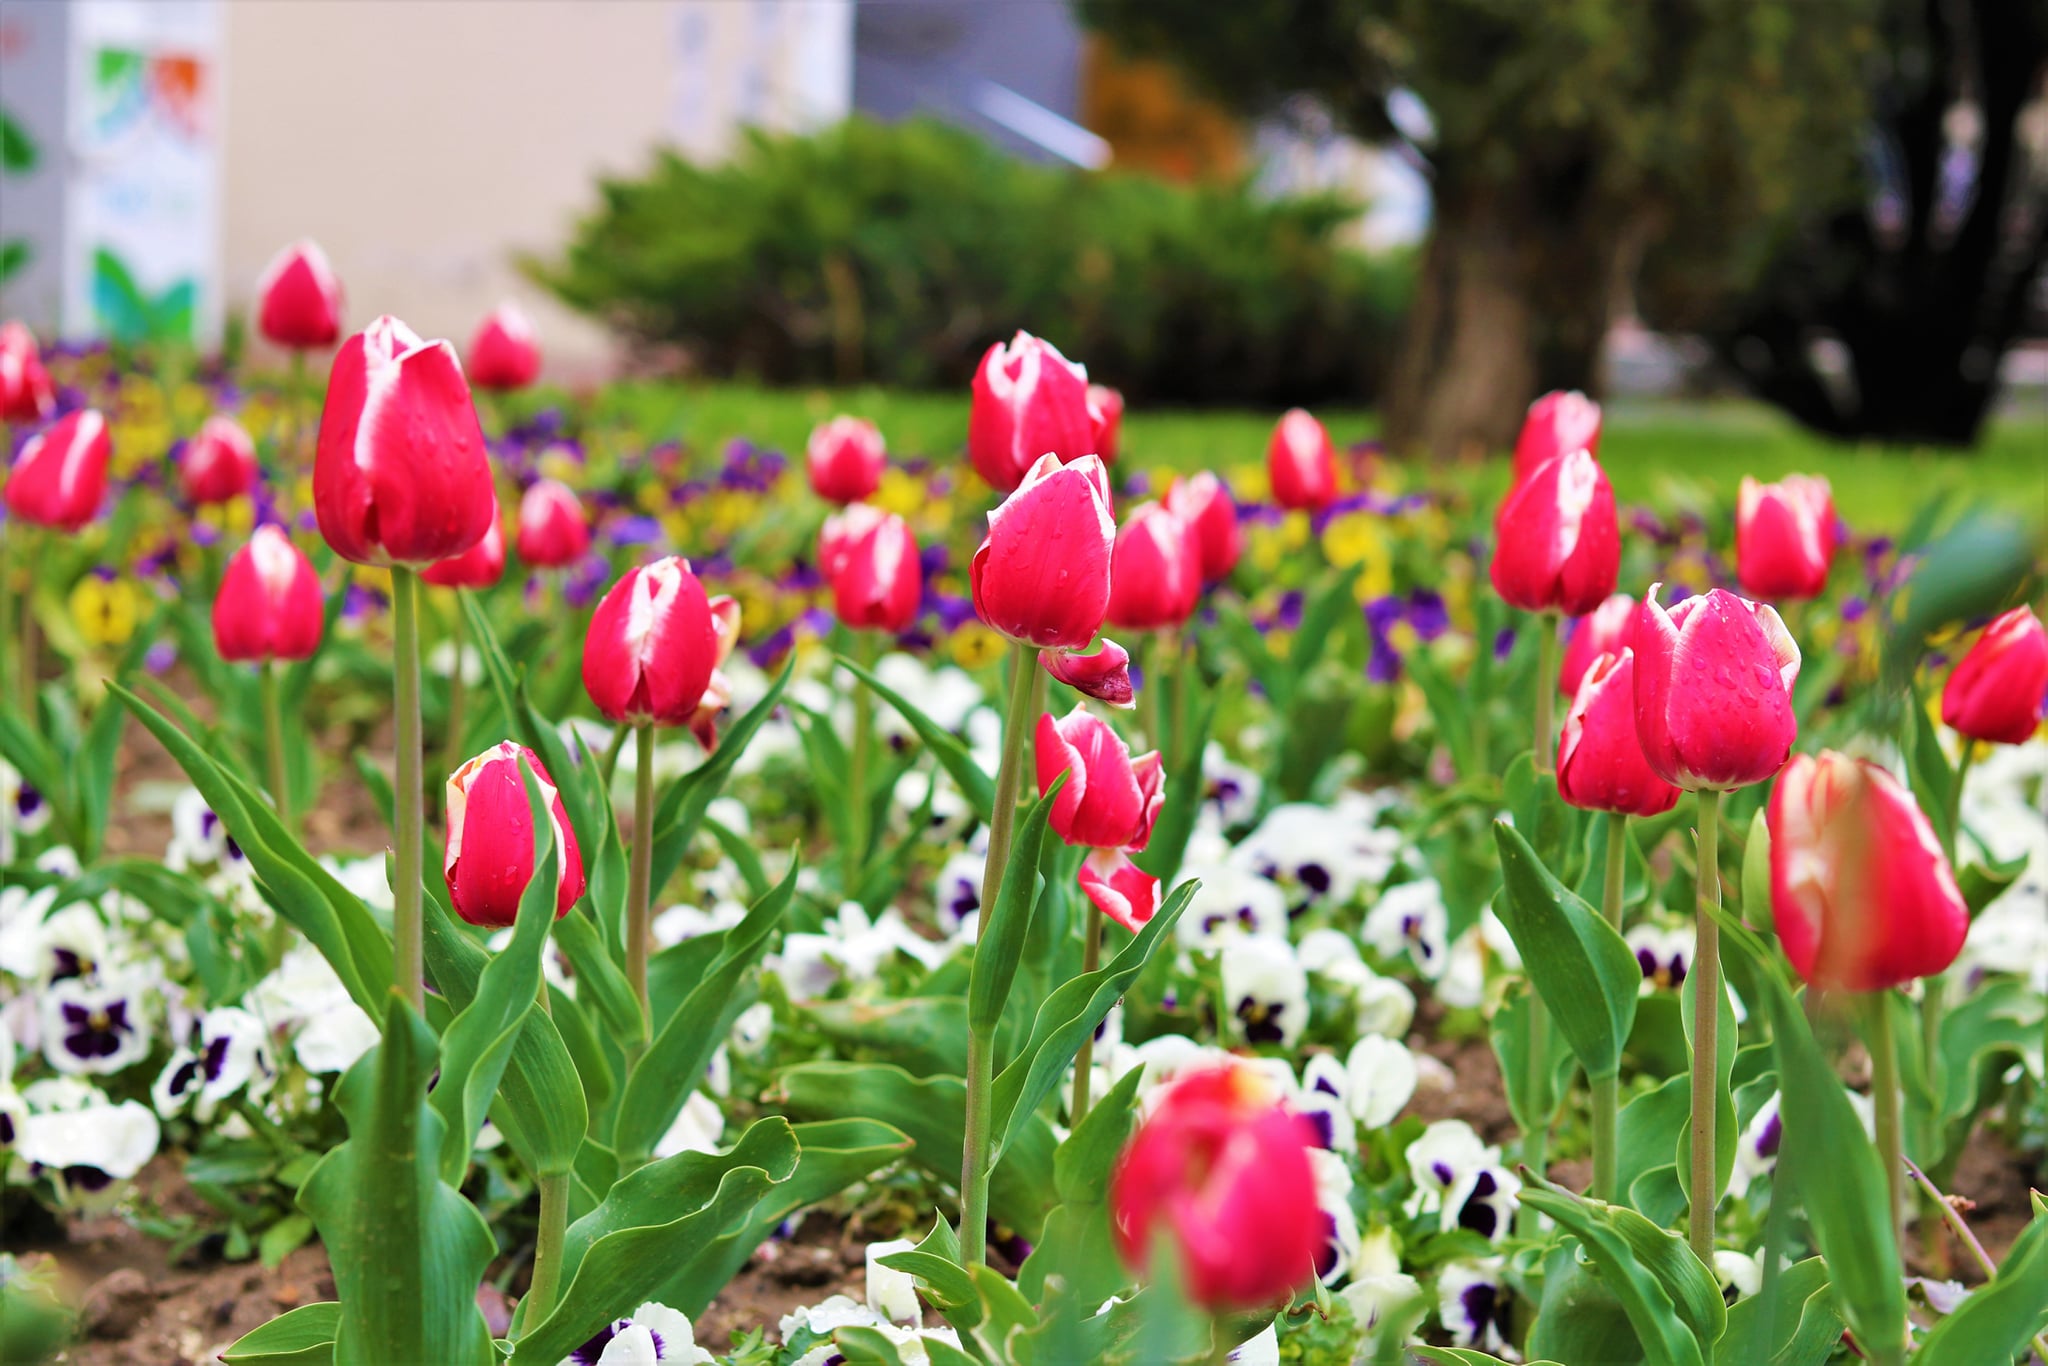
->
left=531, top=117, right=1411, bottom=406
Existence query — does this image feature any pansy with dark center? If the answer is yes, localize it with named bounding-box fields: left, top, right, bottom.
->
left=1235, top=994, right=1287, bottom=1045
left=60, top=999, right=135, bottom=1062
left=570, top=1320, right=666, bottom=1365
left=1457, top=1171, right=1504, bottom=1238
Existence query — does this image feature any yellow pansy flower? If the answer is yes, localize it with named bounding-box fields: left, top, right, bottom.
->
left=952, top=623, right=1006, bottom=670
left=71, top=575, right=140, bottom=647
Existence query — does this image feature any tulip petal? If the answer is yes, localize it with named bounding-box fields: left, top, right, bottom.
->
left=1078, top=849, right=1160, bottom=932
left=1041, top=640, right=1134, bottom=709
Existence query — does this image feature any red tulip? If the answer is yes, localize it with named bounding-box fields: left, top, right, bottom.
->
left=1559, top=593, right=1635, bottom=695
left=972, top=452, right=1133, bottom=706
left=4, top=409, right=110, bottom=531
left=968, top=331, right=1097, bottom=492
left=255, top=240, right=343, bottom=351
left=1736, top=475, right=1835, bottom=602
left=818, top=502, right=884, bottom=578
left=1769, top=751, right=1967, bottom=992
left=582, top=557, right=718, bottom=728
left=179, top=415, right=260, bottom=506
left=444, top=741, right=586, bottom=927
left=1941, top=606, right=2048, bottom=746
left=1164, top=471, right=1242, bottom=585
left=213, top=525, right=324, bottom=663
left=830, top=507, right=921, bottom=634
left=1513, top=390, right=1602, bottom=482
left=466, top=302, right=541, bottom=392
left=685, top=596, right=742, bottom=751
left=421, top=514, right=506, bottom=590
left=0, top=321, right=55, bottom=422
left=516, top=478, right=588, bottom=568
left=1267, top=408, right=1338, bottom=512
left=313, top=316, right=495, bottom=567
left=1558, top=650, right=1681, bottom=817
left=1633, top=585, right=1801, bottom=792
left=1490, top=448, right=1619, bottom=616
left=1088, top=383, right=1124, bottom=465
left=806, top=416, right=886, bottom=505
left=1037, top=707, right=1163, bottom=931
left=1110, top=1065, right=1323, bottom=1310
left=1106, top=502, right=1200, bottom=632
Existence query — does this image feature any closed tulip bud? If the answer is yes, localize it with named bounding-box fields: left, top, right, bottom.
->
left=582, top=557, right=718, bottom=728
left=1088, top=384, right=1124, bottom=465
left=213, top=525, right=323, bottom=663
left=444, top=742, right=586, bottom=927
left=973, top=453, right=1134, bottom=706
left=1769, top=751, right=1967, bottom=992
left=1736, top=476, right=1835, bottom=601
left=806, top=416, right=886, bottom=505
left=0, top=321, right=55, bottom=422
left=1559, top=593, right=1635, bottom=695
left=1107, top=502, right=1201, bottom=632
left=1110, top=1065, right=1324, bottom=1310
left=5, top=409, right=110, bottom=531
left=1557, top=650, right=1680, bottom=817
left=830, top=507, right=921, bottom=634
left=1633, top=585, right=1801, bottom=792
left=466, top=302, right=540, bottom=392
left=516, top=478, right=589, bottom=568
left=1490, top=448, right=1619, bottom=616
left=1267, top=408, right=1338, bottom=511
left=1164, top=471, right=1242, bottom=584
left=254, top=240, right=343, bottom=351
left=1037, top=707, right=1163, bottom=930
left=1941, top=606, right=2048, bottom=746
left=1512, top=390, right=1601, bottom=482
left=818, top=502, right=885, bottom=578
left=313, top=316, right=495, bottom=567
left=421, top=514, right=506, bottom=590
left=968, top=331, right=1096, bottom=492
left=179, top=415, right=260, bottom=506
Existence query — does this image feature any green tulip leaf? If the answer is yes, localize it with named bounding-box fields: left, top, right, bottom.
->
left=1723, top=1257, right=1841, bottom=1366
left=646, top=658, right=795, bottom=899
left=220, top=1300, right=340, bottom=1365
left=968, top=778, right=1059, bottom=1035
left=1516, top=1177, right=1717, bottom=1366
left=837, top=653, right=996, bottom=822
left=1913, top=1193, right=2048, bottom=1363
left=1017, top=1064, right=1146, bottom=1306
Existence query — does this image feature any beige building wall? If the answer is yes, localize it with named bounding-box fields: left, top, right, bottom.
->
left=223, top=0, right=681, bottom=378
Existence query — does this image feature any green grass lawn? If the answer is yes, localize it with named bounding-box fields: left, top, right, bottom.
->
left=580, top=381, right=2045, bottom=534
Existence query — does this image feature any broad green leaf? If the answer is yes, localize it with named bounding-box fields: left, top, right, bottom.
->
left=968, top=779, right=1059, bottom=1034
left=296, top=1000, right=496, bottom=1366
left=1527, top=1246, right=1642, bottom=1366
left=1491, top=821, right=1640, bottom=1081
left=1960, top=849, right=2028, bottom=918
left=1516, top=1179, right=1712, bottom=1366
left=832, top=1327, right=909, bottom=1366
left=805, top=996, right=969, bottom=1079
left=1913, top=1193, right=2048, bottom=1363
left=878, top=1215, right=982, bottom=1318
left=1723, top=1257, right=1841, bottom=1366
left=1491, top=978, right=1580, bottom=1136
left=220, top=1301, right=340, bottom=1365
left=1879, top=513, right=2034, bottom=696
left=1905, top=695, right=1956, bottom=855
left=1413, top=1352, right=1566, bottom=1366
left=74, top=685, right=127, bottom=860
left=837, top=653, right=996, bottom=821
left=1017, top=1065, right=1145, bottom=1305
left=552, top=905, right=642, bottom=1046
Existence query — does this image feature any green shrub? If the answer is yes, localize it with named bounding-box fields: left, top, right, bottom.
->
left=530, top=117, right=1411, bottom=406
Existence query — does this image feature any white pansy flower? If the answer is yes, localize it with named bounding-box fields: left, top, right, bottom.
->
left=1405, top=1120, right=1496, bottom=1214
left=864, top=1238, right=921, bottom=1323
left=1227, top=1324, right=1279, bottom=1364
left=651, top=900, right=747, bottom=950
left=1346, top=1034, right=1418, bottom=1127
left=1176, top=865, right=1290, bottom=953
left=1219, top=937, right=1308, bottom=1048
left=1626, top=923, right=1695, bottom=993
left=1438, top=1258, right=1512, bottom=1354
left=152, top=1007, right=277, bottom=1121
left=557, top=1300, right=713, bottom=1365
left=1714, top=1250, right=1763, bottom=1303
left=40, top=975, right=151, bottom=1075
left=1202, top=744, right=1263, bottom=829
left=653, top=1091, right=724, bottom=1160
left=1364, top=879, right=1450, bottom=979
left=17, top=1097, right=160, bottom=1208
left=249, top=945, right=378, bottom=1075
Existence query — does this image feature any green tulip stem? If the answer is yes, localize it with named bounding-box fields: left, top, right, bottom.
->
left=1592, top=811, right=1627, bottom=1201
left=442, top=596, right=469, bottom=787
left=287, top=349, right=308, bottom=467
left=262, top=661, right=292, bottom=832
left=525, top=1171, right=570, bottom=1330
left=1143, top=633, right=1168, bottom=761
left=1867, top=991, right=1905, bottom=1247
left=627, top=721, right=655, bottom=1046
left=1533, top=612, right=1557, bottom=773
left=960, top=639, right=1040, bottom=1266
left=1926, top=744, right=1970, bottom=1175
left=1070, top=903, right=1104, bottom=1125
left=1170, top=627, right=1192, bottom=771
left=846, top=631, right=877, bottom=893
left=1688, top=787, right=1723, bottom=1258
left=1, top=511, right=19, bottom=714
left=391, top=565, right=425, bottom=1012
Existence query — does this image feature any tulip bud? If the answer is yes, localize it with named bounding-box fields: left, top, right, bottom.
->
left=5, top=409, right=110, bottom=531
left=972, top=453, right=1133, bottom=706
left=1559, top=593, right=1635, bottom=695
left=313, top=316, right=495, bottom=567
left=0, top=321, right=56, bottom=422
left=968, top=331, right=1096, bottom=492
left=1941, top=605, right=2048, bottom=746
left=1513, top=390, right=1601, bottom=482
left=1736, top=476, right=1835, bottom=602
left=1037, top=707, right=1163, bottom=930
left=1088, top=384, right=1124, bottom=465
left=421, top=514, right=506, bottom=590
left=1768, top=751, right=1967, bottom=992
left=582, top=557, right=718, bottom=727
left=444, top=742, right=586, bottom=927
left=1164, top=471, right=1242, bottom=585
left=1557, top=650, right=1680, bottom=817
left=1110, top=1065, right=1324, bottom=1310
left=466, top=302, right=541, bottom=392
left=1633, top=585, right=1800, bottom=792
left=213, top=525, right=324, bottom=663
left=1267, top=408, right=1338, bottom=512
left=1107, top=502, right=1201, bottom=632
left=805, top=416, right=886, bottom=505
left=255, top=240, right=344, bottom=351
left=1490, top=448, right=1619, bottom=616
left=516, top=478, right=589, bottom=568
left=179, top=415, right=260, bottom=507
left=830, top=507, right=921, bottom=634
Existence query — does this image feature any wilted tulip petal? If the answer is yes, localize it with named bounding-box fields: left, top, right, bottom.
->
left=1041, top=639, right=1134, bottom=709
